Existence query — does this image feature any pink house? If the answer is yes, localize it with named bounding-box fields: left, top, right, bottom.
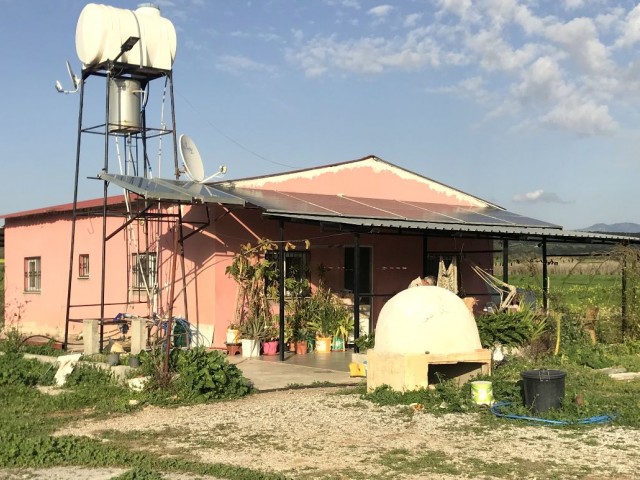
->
left=2, top=155, right=630, bottom=350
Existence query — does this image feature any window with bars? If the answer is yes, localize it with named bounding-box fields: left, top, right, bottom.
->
left=78, top=254, right=90, bottom=278
left=24, top=257, right=41, bottom=292
left=131, top=252, right=157, bottom=291
left=266, top=251, right=310, bottom=282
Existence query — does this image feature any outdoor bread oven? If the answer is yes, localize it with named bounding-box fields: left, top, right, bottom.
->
left=367, top=286, right=492, bottom=392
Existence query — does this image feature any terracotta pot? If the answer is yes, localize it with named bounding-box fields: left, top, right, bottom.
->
left=288, top=341, right=296, bottom=352
left=295, top=340, right=308, bottom=355
left=263, top=340, right=278, bottom=356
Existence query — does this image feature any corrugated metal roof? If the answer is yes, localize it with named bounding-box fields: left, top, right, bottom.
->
left=101, top=173, right=245, bottom=205
left=262, top=212, right=640, bottom=244
left=219, top=187, right=559, bottom=229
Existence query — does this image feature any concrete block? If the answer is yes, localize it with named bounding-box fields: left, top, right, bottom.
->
left=128, top=376, right=150, bottom=392
left=609, top=372, right=640, bottom=381
left=83, top=319, right=100, bottom=355
left=130, top=318, right=148, bottom=355
left=54, top=353, right=82, bottom=386
left=367, top=348, right=492, bottom=392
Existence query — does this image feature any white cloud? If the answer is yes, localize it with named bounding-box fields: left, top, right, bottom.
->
left=215, top=55, right=276, bottom=75
left=614, top=4, right=640, bottom=48
left=428, top=76, right=492, bottom=105
left=541, top=101, right=617, bottom=135
left=466, top=29, right=541, bottom=72
left=368, top=5, right=393, bottom=18
left=545, top=17, right=613, bottom=73
left=404, top=13, right=422, bottom=28
left=437, top=0, right=475, bottom=21
left=287, top=30, right=444, bottom=77
left=513, top=190, right=571, bottom=204
left=563, top=0, right=584, bottom=11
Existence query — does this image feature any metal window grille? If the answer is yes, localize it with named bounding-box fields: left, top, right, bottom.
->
left=131, top=252, right=157, bottom=290
left=24, top=257, right=41, bottom=292
left=78, top=254, right=90, bottom=278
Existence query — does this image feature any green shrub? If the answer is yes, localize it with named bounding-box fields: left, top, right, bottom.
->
left=65, top=364, right=116, bottom=387
left=175, top=347, right=252, bottom=402
left=476, top=307, right=547, bottom=349
left=0, top=353, right=56, bottom=387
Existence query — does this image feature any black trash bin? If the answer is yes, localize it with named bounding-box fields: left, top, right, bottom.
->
left=520, top=369, right=566, bottom=413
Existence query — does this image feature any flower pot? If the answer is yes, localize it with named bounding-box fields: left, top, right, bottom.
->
left=241, top=338, right=260, bottom=358
left=295, top=340, right=308, bottom=355
left=288, top=341, right=296, bottom=352
left=106, top=353, right=120, bottom=366
left=315, top=336, right=332, bottom=353
left=128, top=355, right=141, bottom=368
left=226, top=328, right=240, bottom=345
left=332, top=336, right=345, bottom=351
left=263, top=340, right=278, bottom=356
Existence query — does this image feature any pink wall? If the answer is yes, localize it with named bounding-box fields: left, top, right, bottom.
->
left=4, top=202, right=494, bottom=348
left=230, top=158, right=490, bottom=207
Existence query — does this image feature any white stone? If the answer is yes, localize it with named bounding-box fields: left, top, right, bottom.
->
left=54, top=353, right=82, bottom=386
left=375, top=286, right=482, bottom=355
left=128, top=376, right=150, bottom=392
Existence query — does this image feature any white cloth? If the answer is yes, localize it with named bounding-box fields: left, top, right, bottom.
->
left=437, top=257, right=458, bottom=294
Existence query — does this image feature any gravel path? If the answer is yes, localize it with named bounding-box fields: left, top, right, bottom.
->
left=55, top=387, right=639, bottom=479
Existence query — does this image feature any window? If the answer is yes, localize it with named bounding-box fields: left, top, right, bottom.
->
left=131, top=252, right=157, bottom=291
left=266, top=251, right=310, bottom=282
left=24, top=257, right=41, bottom=292
left=344, top=246, right=372, bottom=294
left=78, top=254, right=90, bottom=278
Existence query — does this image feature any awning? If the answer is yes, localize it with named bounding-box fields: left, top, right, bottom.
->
left=100, top=173, right=245, bottom=205
left=262, top=212, right=640, bottom=245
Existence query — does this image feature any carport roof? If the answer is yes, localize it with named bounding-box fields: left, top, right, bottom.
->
left=259, top=212, right=640, bottom=245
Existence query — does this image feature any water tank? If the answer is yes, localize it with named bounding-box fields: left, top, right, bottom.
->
left=375, top=286, right=482, bottom=355
left=76, top=3, right=177, bottom=70
left=109, top=79, right=141, bottom=133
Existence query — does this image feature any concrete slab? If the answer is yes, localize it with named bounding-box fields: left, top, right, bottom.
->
left=609, top=372, right=640, bottom=381
left=228, top=351, right=361, bottom=391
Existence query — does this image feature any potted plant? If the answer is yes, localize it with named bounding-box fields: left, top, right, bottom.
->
left=226, top=240, right=279, bottom=358
left=262, top=316, right=280, bottom=356
left=285, top=277, right=312, bottom=354
left=332, top=312, right=354, bottom=352
left=240, top=314, right=267, bottom=358
left=308, top=282, right=348, bottom=353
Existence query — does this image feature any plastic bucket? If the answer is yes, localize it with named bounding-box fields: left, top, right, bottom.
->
left=521, top=369, right=566, bottom=413
left=470, top=381, right=493, bottom=405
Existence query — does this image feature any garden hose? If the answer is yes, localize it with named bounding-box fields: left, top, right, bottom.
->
left=490, top=401, right=615, bottom=425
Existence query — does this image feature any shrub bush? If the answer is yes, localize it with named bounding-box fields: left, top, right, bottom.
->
left=175, top=347, right=252, bottom=401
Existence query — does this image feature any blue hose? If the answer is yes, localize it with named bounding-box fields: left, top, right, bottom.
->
left=490, top=401, right=615, bottom=425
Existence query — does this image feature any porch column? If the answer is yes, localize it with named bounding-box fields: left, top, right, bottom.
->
left=541, top=239, right=549, bottom=312
left=278, top=221, right=286, bottom=361
left=353, top=233, right=361, bottom=353
left=422, top=233, right=429, bottom=277
left=502, top=239, right=509, bottom=284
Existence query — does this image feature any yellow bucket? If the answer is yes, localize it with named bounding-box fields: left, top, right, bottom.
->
left=471, top=381, right=493, bottom=405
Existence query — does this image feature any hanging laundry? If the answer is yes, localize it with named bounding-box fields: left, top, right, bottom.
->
left=437, top=256, right=458, bottom=294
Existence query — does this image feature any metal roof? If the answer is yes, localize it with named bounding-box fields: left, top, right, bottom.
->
left=219, top=187, right=559, bottom=229
left=100, top=173, right=245, bottom=205
left=261, top=212, right=640, bottom=244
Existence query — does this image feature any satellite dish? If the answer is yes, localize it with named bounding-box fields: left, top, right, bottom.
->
left=180, top=134, right=206, bottom=182
left=179, top=134, right=227, bottom=183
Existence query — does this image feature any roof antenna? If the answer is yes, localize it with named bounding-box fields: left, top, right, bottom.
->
left=55, top=61, right=81, bottom=94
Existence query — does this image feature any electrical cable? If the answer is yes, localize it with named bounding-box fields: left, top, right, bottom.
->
left=490, top=401, right=615, bottom=425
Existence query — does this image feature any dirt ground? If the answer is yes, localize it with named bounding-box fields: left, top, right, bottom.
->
left=40, top=386, right=640, bottom=480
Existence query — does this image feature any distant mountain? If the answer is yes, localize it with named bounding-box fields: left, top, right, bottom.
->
left=580, top=222, right=640, bottom=234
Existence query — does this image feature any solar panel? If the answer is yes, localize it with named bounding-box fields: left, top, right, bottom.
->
left=227, top=188, right=557, bottom=228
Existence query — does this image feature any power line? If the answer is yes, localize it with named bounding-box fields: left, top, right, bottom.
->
left=176, top=90, right=299, bottom=170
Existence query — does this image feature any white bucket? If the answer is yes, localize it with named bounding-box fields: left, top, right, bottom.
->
left=471, top=381, right=494, bottom=406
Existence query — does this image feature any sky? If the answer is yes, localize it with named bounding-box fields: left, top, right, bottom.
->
left=1, top=0, right=640, bottom=229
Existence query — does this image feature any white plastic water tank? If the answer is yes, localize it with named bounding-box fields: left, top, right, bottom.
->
left=76, top=3, right=177, bottom=71
left=109, top=79, right=141, bottom=133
